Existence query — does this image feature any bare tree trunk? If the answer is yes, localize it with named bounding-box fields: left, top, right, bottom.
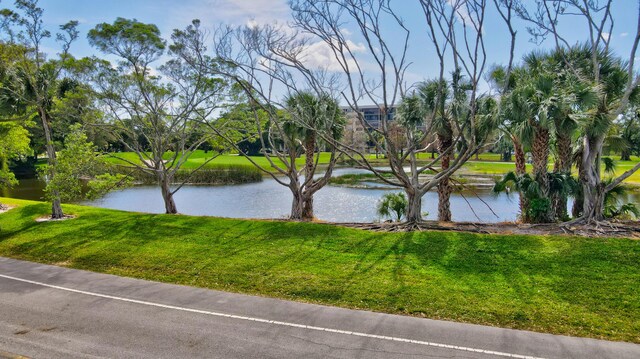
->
left=437, top=133, right=452, bottom=222
left=581, top=135, right=606, bottom=222
left=159, top=174, right=178, bottom=214
left=405, top=189, right=423, bottom=223
left=39, top=107, right=64, bottom=219
left=582, top=181, right=606, bottom=221
left=290, top=189, right=304, bottom=220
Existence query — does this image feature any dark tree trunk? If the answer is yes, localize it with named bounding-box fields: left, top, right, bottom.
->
left=531, top=126, right=552, bottom=222
left=300, top=131, right=317, bottom=221
left=552, top=131, right=572, bottom=221
left=38, top=107, right=64, bottom=219
left=302, top=195, right=314, bottom=220
left=572, top=150, right=584, bottom=218
left=436, top=133, right=452, bottom=222
left=620, top=149, right=631, bottom=161
left=512, top=136, right=529, bottom=222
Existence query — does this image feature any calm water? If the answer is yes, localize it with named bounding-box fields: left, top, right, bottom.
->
left=3, top=168, right=519, bottom=223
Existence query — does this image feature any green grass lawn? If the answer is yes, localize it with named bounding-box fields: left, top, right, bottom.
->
left=0, top=197, right=638, bottom=343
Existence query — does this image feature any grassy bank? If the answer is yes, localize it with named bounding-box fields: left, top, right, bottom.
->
left=122, top=164, right=262, bottom=185
left=0, top=198, right=638, bottom=343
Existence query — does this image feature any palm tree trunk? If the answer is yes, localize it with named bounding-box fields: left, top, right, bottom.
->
left=552, top=131, right=572, bottom=220
left=302, top=194, right=314, bottom=220
left=301, top=131, right=317, bottom=221
left=437, top=133, right=452, bottom=222
left=572, top=149, right=584, bottom=218
left=512, top=136, right=529, bottom=222
left=620, top=149, right=631, bottom=161
left=531, top=126, right=552, bottom=222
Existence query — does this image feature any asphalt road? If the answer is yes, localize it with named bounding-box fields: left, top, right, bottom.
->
left=0, top=257, right=638, bottom=359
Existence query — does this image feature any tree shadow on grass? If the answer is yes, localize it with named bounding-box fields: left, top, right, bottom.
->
left=0, top=204, right=50, bottom=241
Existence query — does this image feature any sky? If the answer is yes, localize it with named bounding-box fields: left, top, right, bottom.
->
left=3, top=0, right=640, bottom=100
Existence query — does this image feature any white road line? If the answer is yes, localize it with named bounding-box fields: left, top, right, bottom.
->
left=0, top=273, right=545, bottom=359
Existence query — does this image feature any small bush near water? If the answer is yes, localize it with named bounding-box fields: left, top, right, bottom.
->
left=114, top=165, right=262, bottom=185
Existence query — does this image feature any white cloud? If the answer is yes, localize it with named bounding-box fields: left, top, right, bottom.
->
left=340, top=28, right=353, bottom=36
left=621, top=32, right=629, bottom=38
left=301, top=41, right=347, bottom=71
left=301, top=39, right=367, bottom=72
left=601, top=32, right=610, bottom=42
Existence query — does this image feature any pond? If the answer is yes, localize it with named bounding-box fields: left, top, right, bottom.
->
left=2, top=168, right=522, bottom=223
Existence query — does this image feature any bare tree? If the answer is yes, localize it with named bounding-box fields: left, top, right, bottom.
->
left=208, top=24, right=346, bottom=221
left=515, top=0, right=640, bottom=223
left=88, top=19, right=227, bottom=214
left=288, top=0, right=507, bottom=224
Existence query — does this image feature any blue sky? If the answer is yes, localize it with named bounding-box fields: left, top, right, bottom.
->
left=4, top=0, right=639, bottom=93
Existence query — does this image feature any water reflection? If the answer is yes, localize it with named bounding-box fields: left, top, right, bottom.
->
left=1, top=169, right=575, bottom=223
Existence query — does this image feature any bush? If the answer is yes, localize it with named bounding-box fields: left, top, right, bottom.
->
left=377, top=192, right=407, bottom=222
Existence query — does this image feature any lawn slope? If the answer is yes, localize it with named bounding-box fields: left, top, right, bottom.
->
left=0, top=197, right=638, bottom=343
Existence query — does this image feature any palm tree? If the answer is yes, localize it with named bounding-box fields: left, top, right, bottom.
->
left=491, top=66, right=531, bottom=220
left=417, top=79, right=451, bottom=221
left=285, top=92, right=345, bottom=220
left=501, top=52, right=583, bottom=223
left=415, top=69, right=472, bottom=222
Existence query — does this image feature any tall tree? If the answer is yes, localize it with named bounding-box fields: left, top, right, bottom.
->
left=0, top=0, right=78, bottom=218
left=285, top=92, right=345, bottom=219
left=285, top=0, right=511, bottom=224
left=210, top=23, right=347, bottom=221
left=516, top=0, right=640, bottom=223
left=88, top=18, right=227, bottom=214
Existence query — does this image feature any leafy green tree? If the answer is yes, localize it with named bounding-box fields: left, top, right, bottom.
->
left=0, top=122, right=30, bottom=209
left=494, top=171, right=577, bottom=223
left=415, top=69, right=473, bottom=222
left=616, top=108, right=640, bottom=161
left=0, top=0, right=78, bottom=218
left=39, top=124, right=129, bottom=207
left=377, top=192, right=408, bottom=222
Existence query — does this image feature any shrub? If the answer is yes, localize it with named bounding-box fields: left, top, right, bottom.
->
left=377, top=192, right=407, bottom=222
